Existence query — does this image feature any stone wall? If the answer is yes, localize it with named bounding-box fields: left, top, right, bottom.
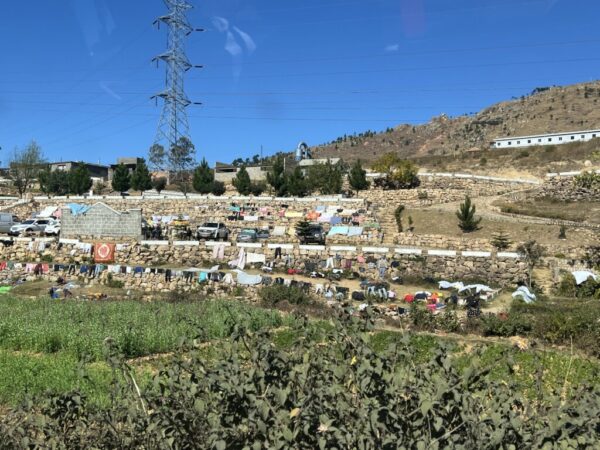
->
left=535, top=177, right=600, bottom=202
left=61, top=203, right=142, bottom=240
left=0, top=238, right=527, bottom=286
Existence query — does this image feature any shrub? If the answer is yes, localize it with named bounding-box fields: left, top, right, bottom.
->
left=3, top=310, right=600, bottom=447
left=211, top=181, right=226, bottom=196
left=260, top=285, right=313, bottom=307
left=480, top=313, right=533, bottom=337
left=456, top=195, right=482, bottom=233
left=394, top=205, right=405, bottom=232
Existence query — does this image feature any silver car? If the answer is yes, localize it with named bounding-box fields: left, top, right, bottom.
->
left=9, top=218, right=54, bottom=236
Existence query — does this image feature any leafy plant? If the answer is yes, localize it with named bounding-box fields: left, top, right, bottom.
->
left=394, top=205, right=405, bottom=232
left=517, top=240, right=546, bottom=288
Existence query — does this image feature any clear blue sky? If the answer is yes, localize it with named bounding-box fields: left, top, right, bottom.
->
left=1, top=0, right=598, bottom=166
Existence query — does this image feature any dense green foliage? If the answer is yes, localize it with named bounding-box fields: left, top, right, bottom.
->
left=192, top=158, right=214, bottom=194
left=39, top=164, right=93, bottom=196
left=372, top=153, right=420, bottom=189
left=211, top=180, right=226, bottom=196
left=10, top=140, right=46, bottom=197
left=2, top=310, right=600, bottom=448
left=130, top=159, right=152, bottom=193
left=232, top=165, right=252, bottom=195
left=394, top=205, right=405, bottom=232
left=348, top=159, right=370, bottom=192
left=517, top=240, right=546, bottom=288
left=574, top=170, right=600, bottom=190
left=307, top=161, right=344, bottom=195
left=68, top=165, right=93, bottom=195
left=266, top=155, right=287, bottom=196
left=111, top=164, right=131, bottom=193
left=456, top=195, right=482, bottom=232
left=259, top=285, right=313, bottom=307
left=286, top=167, right=309, bottom=197
left=152, top=176, right=167, bottom=194
left=0, top=297, right=289, bottom=361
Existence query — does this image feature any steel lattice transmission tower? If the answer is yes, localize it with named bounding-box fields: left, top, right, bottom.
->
left=152, top=0, right=202, bottom=156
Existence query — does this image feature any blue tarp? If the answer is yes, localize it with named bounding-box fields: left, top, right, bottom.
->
left=330, top=216, right=343, bottom=225
left=328, top=226, right=349, bottom=236
left=347, top=226, right=363, bottom=237
left=67, top=203, right=90, bottom=216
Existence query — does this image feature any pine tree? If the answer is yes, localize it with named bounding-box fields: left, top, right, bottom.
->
left=38, top=167, right=52, bottom=195
left=111, top=164, right=131, bottom=194
left=232, top=166, right=252, bottom=195
left=491, top=232, right=512, bottom=251
left=286, top=167, right=309, bottom=197
left=130, top=159, right=153, bottom=193
left=456, top=195, right=482, bottom=233
left=266, top=155, right=287, bottom=196
left=295, top=219, right=312, bottom=241
left=192, top=158, right=214, bottom=194
left=348, top=159, right=369, bottom=193
left=211, top=181, right=226, bottom=196
left=68, top=165, right=93, bottom=195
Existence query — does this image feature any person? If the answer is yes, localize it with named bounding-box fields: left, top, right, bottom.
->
left=377, top=257, right=388, bottom=279
left=63, top=288, right=73, bottom=298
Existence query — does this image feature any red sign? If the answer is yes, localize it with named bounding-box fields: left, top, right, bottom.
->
left=94, top=243, right=116, bottom=263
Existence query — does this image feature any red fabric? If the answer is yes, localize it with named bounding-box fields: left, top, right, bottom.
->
left=94, top=243, right=116, bottom=263
left=403, top=294, right=415, bottom=303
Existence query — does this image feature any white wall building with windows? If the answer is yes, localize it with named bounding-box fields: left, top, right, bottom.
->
left=492, top=129, right=600, bottom=149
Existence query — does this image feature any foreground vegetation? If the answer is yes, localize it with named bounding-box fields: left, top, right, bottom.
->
left=1, top=307, right=600, bottom=448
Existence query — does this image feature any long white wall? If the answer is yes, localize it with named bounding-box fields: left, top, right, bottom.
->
left=493, top=129, right=600, bottom=149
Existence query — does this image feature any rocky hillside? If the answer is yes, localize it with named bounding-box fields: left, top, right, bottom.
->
left=308, top=81, right=600, bottom=167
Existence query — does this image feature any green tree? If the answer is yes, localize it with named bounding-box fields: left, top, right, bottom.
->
left=287, top=167, right=309, bottom=197
left=148, top=143, right=166, bottom=171
left=307, top=161, right=343, bottom=195
left=266, top=155, right=287, bottom=196
left=517, top=240, right=546, bottom=288
left=250, top=181, right=267, bottom=197
left=169, top=137, right=196, bottom=176
left=111, top=164, right=131, bottom=194
left=152, top=177, right=167, bottom=194
left=49, top=170, right=70, bottom=196
left=68, top=165, right=93, bottom=195
left=491, top=232, right=512, bottom=251
left=232, top=166, right=252, bottom=195
left=10, top=140, right=46, bottom=197
left=211, top=181, right=226, bottom=196
left=192, top=158, right=214, bottom=194
left=130, top=159, right=153, bottom=193
left=372, top=153, right=420, bottom=189
left=295, top=219, right=312, bottom=238
left=348, top=159, right=370, bottom=193
left=37, top=167, right=52, bottom=195
left=456, top=195, right=482, bottom=233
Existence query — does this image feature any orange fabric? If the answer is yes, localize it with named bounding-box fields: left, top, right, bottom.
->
left=94, top=243, right=116, bottom=263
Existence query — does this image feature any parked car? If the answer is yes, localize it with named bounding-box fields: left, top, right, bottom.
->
left=297, top=223, right=326, bottom=245
left=0, top=213, right=20, bottom=234
left=9, top=218, right=53, bottom=236
left=44, top=220, right=61, bottom=236
left=237, top=228, right=258, bottom=243
left=256, top=229, right=271, bottom=240
left=196, top=222, right=229, bottom=241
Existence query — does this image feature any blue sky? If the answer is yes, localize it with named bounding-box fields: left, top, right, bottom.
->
left=1, top=0, right=598, bottom=166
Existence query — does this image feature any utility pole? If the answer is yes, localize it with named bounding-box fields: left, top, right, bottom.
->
left=152, top=0, right=203, bottom=158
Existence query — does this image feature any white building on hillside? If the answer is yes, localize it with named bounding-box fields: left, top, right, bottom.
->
left=492, top=129, right=600, bottom=149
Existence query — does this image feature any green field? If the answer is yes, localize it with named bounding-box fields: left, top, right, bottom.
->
left=0, top=295, right=599, bottom=409
left=0, top=297, right=294, bottom=405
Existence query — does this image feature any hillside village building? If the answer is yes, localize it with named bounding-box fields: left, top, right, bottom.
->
left=492, top=129, right=600, bottom=149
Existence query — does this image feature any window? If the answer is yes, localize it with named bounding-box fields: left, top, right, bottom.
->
left=528, top=140, right=531, bottom=144
left=559, top=137, right=563, bottom=141
left=538, top=139, right=542, bottom=142
left=571, top=136, right=575, bottom=140
left=581, top=135, right=585, bottom=138
left=593, top=134, right=597, bottom=138
left=517, top=141, right=520, bottom=144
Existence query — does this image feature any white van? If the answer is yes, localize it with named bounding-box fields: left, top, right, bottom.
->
left=0, top=213, right=20, bottom=234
